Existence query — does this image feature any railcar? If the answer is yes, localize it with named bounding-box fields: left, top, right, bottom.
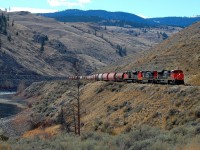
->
left=97, top=73, right=103, bottom=81
left=107, top=73, right=116, bottom=81
left=155, top=70, right=184, bottom=84
left=137, top=71, right=158, bottom=83
left=102, top=73, right=109, bottom=81
left=123, top=71, right=135, bottom=83
left=70, top=69, right=184, bottom=85
left=115, top=72, right=129, bottom=82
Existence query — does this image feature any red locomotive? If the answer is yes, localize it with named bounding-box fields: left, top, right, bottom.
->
left=70, top=69, right=184, bottom=85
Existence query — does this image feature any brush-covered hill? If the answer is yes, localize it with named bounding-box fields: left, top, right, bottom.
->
left=40, top=9, right=155, bottom=26
left=1, top=80, right=199, bottom=150
left=148, top=16, right=200, bottom=27
left=102, top=21, right=200, bottom=85
left=41, top=9, right=200, bottom=27
left=0, top=11, right=181, bottom=88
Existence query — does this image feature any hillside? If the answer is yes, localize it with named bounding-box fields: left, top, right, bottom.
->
left=41, top=9, right=200, bottom=27
left=40, top=9, right=155, bottom=27
left=102, top=21, right=200, bottom=85
left=1, top=4, right=200, bottom=150
left=148, top=16, right=200, bottom=27
left=1, top=80, right=199, bottom=149
left=0, top=11, right=181, bottom=88
left=1, top=17, right=200, bottom=143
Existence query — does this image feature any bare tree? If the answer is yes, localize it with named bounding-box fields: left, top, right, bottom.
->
left=61, top=61, right=82, bottom=135
left=73, top=61, right=81, bottom=136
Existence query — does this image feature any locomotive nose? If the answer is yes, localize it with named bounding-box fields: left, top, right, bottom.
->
left=177, top=73, right=183, bottom=80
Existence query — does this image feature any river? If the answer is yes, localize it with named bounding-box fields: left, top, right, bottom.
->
left=0, top=91, right=25, bottom=118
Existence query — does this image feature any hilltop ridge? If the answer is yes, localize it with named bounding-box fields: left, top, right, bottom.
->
left=41, top=9, right=200, bottom=27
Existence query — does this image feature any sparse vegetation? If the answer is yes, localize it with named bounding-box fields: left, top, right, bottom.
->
left=0, top=13, right=8, bottom=35
left=0, top=35, right=1, bottom=50
left=1, top=125, right=200, bottom=149
left=0, top=9, right=200, bottom=150
left=116, top=45, right=127, bottom=57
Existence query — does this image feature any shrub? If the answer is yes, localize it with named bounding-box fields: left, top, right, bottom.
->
left=123, top=106, right=132, bottom=113
left=95, top=87, right=104, bottom=94
left=195, top=109, right=200, bottom=118
left=168, top=108, right=179, bottom=116
left=101, top=122, right=113, bottom=134
left=0, top=135, right=9, bottom=141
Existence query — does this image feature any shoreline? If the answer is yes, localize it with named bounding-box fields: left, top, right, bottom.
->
left=0, top=92, right=28, bottom=136
left=0, top=92, right=26, bottom=109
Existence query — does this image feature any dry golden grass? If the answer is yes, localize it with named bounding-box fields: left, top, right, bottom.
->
left=102, top=21, right=200, bottom=85
left=176, top=138, right=200, bottom=150
left=22, top=125, right=62, bottom=139
left=1, top=11, right=181, bottom=78
left=15, top=80, right=199, bottom=136
left=80, top=82, right=200, bottom=133
left=0, top=144, right=11, bottom=150
left=189, top=73, right=200, bottom=85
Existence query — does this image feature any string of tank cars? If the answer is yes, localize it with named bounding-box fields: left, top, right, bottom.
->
left=70, top=69, right=185, bottom=85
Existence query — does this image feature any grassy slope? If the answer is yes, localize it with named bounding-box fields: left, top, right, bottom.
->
left=1, top=12, right=200, bottom=149
left=1, top=80, right=198, bottom=149
left=1, top=11, right=181, bottom=78
left=104, top=22, right=200, bottom=85
left=8, top=81, right=199, bottom=136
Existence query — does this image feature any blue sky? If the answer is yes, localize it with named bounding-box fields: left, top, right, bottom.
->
left=0, top=0, right=200, bottom=18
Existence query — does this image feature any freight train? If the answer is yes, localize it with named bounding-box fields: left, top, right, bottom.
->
left=70, top=69, right=185, bottom=85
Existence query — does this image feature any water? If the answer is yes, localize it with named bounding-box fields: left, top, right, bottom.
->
left=0, top=91, right=21, bottom=118
left=0, top=92, right=16, bottom=95
left=0, top=103, right=21, bottom=118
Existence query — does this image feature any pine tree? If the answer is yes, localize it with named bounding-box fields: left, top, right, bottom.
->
left=12, top=20, right=14, bottom=26
left=40, top=40, right=44, bottom=52
left=162, top=32, right=168, bottom=40
left=0, top=35, right=2, bottom=50
left=7, top=34, right=11, bottom=42
left=0, top=13, right=8, bottom=35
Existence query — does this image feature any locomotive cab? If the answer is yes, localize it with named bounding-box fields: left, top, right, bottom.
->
left=170, top=70, right=184, bottom=84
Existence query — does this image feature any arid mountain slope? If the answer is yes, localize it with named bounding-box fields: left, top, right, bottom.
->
left=2, top=11, right=180, bottom=77
left=5, top=80, right=199, bottom=137
left=103, top=21, right=200, bottom=84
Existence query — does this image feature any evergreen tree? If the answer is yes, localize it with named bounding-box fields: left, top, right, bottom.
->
left=40, top=35, right=48, bottom=52
left=116, top=45, right=127, bottom=57
left=12, top=20, right=14, bottom=26
left=162, top=32, right=168, bottom=40
left=0, top=13, right=8, bottom=35
left=7, top=34, right=11, bottom=42
left=7, top=15, right=9, bottom=21
left=0, top=35, right=2, bottom=50
left=40, top=40, right=45, bottom=52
